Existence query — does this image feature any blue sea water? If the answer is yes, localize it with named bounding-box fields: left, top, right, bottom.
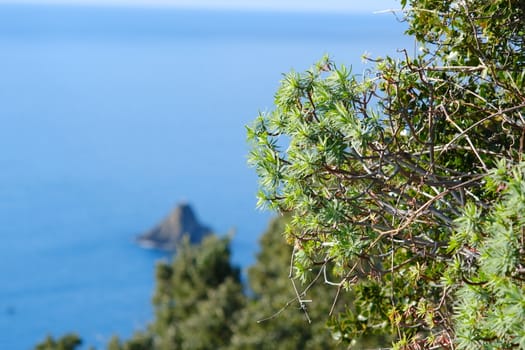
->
left=0, top=5, right=410, bottom=349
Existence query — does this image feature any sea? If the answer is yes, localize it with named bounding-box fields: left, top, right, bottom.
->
left=0, top=5, right=410, bottom=349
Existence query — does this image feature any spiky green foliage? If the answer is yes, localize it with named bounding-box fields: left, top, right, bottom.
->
left=450, top=162, right=525, bottom=349
left=247, top=1, right=525, bottom=348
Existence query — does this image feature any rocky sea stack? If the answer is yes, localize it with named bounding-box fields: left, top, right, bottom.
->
left=137, top=203, right=212, bottom=251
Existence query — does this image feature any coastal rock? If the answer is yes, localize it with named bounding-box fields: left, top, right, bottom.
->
left=137, top=203, right=212, bottom=251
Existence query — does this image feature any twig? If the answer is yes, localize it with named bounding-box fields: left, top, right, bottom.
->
left=440, top=104, right=488, bottom=171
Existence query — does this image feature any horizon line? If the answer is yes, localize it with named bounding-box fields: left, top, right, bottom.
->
left=0, top=0, right=402, bottom=15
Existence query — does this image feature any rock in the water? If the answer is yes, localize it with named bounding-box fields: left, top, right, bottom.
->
left=137, top=203, right=212, bottom=251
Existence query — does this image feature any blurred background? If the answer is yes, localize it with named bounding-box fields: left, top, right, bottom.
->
left=0, top=1, right=409, bottom=348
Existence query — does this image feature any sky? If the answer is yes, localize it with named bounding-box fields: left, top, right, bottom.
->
left=0, top=0, right=401, bottom=13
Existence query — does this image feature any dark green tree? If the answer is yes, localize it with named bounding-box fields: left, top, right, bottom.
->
left=150, top=235, right=244, bottom=350
left=107, top=332, right=152, bottom=350
left=34, top=333, right=82, bottom=350
left=111, top=234, right=245, bottom=350
left=247, top=0, right=525, bottom=348
left=229, top=216, right=347, bottom=349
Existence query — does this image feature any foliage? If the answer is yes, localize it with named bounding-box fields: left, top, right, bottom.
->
left=34, top=333, right=82, bottom=350
left=247, top=0, right=525, bottom=348
left=146, top=234, right=244, bottom=350
left=451, top=162, right=525, bottom=349
left=39, top=224, right=365, bottom=350
left=110, top=224, right=352, bottom=350
left=107, top=332, right=153, bottom=350
left=150, top=236, right=243, bottom=349
left=111, top=219, right=359, bottom=350
left=230, top=215, right=363, bottom=349
left=105, top=235, right=244, bottom=350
